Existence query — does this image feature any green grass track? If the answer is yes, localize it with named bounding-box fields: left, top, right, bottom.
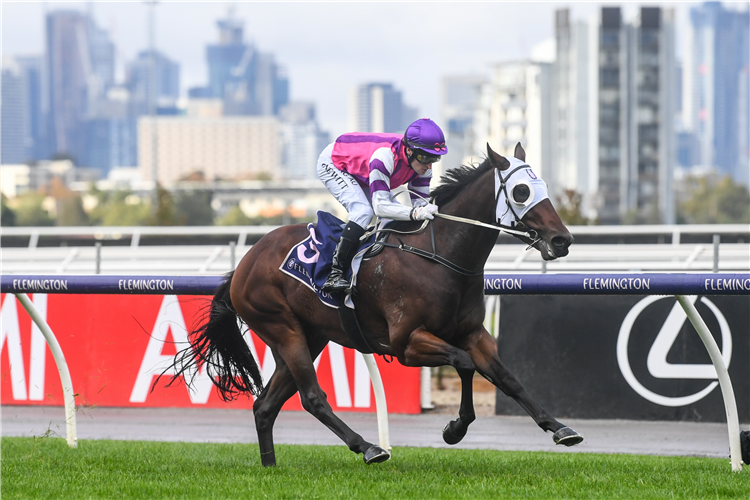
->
left=2, top=437, right=747, bottom=499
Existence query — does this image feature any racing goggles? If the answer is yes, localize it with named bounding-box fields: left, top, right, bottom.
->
left=413, top=150, right=441, bottom=164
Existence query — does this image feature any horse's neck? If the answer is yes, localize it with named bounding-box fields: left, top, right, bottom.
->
left=442, top=168, right=496, bottom=222
left=435, top=169, right=498, bottom=269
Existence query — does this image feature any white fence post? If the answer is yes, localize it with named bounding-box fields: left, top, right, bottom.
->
left=361, top=353, right=391, bottom=452
left=420, top=367, right=434, bottom=410
left=675, top=295, right=743, bottom=472
left=15, top=293, right=77, bottom=448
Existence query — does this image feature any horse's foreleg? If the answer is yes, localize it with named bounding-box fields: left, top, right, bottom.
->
left=400, top=328, right=477, bottom=445
left=442, top=367, right=476, bottom=445
left=464, top=329, right=583, bottom=446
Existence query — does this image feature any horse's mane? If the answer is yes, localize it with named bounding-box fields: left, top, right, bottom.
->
left=430, top=158, right=492, bottom=206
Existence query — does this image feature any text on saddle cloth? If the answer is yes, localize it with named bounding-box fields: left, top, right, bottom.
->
left=279, top=211, right=377, bottom=309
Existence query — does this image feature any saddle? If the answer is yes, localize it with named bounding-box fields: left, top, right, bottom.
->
left=278, top=211, right=393, bottom=353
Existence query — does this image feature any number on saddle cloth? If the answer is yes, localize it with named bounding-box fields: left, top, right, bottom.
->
left=279, top=211, right=378, bottom=308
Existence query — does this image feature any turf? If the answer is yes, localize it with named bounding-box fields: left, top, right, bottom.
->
left=2, top=437, right=747, bottom=499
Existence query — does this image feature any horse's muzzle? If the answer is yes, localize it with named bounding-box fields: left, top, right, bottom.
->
left=552, top=234, right=573, bottom=255
left=541, top=233, right=573, bottom=260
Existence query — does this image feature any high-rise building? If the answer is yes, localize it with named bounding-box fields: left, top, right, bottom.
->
left=552, top=9, right=598, bottom=217
left=683, top=2, right=749, bottom=185
left=125, top=50, right=181, bottom=110
left=596, top=7, right=627, bottom=224
left=15, top=56, right=45, bottom=160
left=471, top=61, right=553, bottom=181
left=44, top=10, right=115, bottom=164
left=348, top=83, right=417, bottom=133
left=199, top=12, right=289, bottom=116
left=1, top=59, right=27, bottom=164
left=440, top=75, right=486, bottom=175
left=595, top=7, right=676, bottom=224
left=85, top=109, right=138, bottom=174
left=87, top=18, right=116, bottom=97
left=279, top=102, right=330, bottom=180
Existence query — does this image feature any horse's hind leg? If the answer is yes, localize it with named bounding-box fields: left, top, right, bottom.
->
left=464, top=329, right=583, bottom=446
left=253, top=338, right=328, bottom=467
left=253, top=359, right=298, bottom=467
left=400, top=328, right=477, bottom=444
left=266, top=330, right=389, bottom=464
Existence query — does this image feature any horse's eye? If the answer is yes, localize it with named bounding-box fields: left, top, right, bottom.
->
left=512, top=184, right=530, bottom=204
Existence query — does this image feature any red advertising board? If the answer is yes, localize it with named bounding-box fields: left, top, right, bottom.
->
left=1, top=293, right=420, bottom=413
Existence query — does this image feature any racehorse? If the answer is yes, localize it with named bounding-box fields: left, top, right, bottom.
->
left=168, top=143, right=583, bottom=466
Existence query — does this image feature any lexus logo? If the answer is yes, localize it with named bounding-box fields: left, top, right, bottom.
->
left=616, top=296, right=731, bottom=407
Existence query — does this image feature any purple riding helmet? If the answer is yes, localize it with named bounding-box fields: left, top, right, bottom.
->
left=403, top=118, right=448, bottom=164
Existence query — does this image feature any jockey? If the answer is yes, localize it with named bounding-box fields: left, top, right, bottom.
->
left=317, top=117, right=448, bottom=292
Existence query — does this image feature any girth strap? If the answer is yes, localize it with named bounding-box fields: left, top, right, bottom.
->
left=339, top=221, right=480, bottom=353
left=338, top=304, right=377, bottom=354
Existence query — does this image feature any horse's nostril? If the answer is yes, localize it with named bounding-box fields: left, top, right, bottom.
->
left=552, top=236, right=569, bottom=249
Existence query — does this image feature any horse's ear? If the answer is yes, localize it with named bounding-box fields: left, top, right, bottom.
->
left=487, top=143, right=510, bottom=171
left=514, top=142, right=526, bottom=162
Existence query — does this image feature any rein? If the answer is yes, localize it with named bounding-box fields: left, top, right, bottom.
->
left=405, top=175, right=539, bottom=241
left=378, top=221, right=484, bottom=276
left=433, top=212, right=531, bottom=237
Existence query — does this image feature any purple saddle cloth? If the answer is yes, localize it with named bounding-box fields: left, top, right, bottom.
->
left=279, top=211, right=375, bottom=308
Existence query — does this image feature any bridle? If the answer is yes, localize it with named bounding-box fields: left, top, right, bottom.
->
left=489, top=164, right=542, bottom=248
left=365, top=164, right=544, bottom=275
left=432, top=164, right=542, bottom=249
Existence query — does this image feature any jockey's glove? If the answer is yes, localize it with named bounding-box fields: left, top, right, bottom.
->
left=411, top=203, right=439, bottom=221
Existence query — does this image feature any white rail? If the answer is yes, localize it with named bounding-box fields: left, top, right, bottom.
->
left=2, top=243, right=748, bottom=275
left=13, top=294, right=77, bottom=448
left=675, top=295, right=743, bottom=472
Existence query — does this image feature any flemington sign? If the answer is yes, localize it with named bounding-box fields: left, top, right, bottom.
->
left=7, top=273, right=748, bottom=296
left=484, top=273, right=750, bottom=295
left=0, top=282, right=420, bottom=413
left=9, top=278, right=70, bottom=292
left=491, top=275, right=749, bottom=422
left=8, top=277, right=185, bottom=293
left=4, top=275, right=222, bottom=295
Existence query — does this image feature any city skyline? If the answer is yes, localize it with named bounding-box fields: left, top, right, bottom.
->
left=2, top=1, right=728, bottom=140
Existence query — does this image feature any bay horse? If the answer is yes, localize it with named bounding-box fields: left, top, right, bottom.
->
left=169, top=143, right=582, bottom=466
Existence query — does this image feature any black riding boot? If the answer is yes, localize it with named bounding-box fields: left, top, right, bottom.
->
left=322, top=222, right=366, bottom=292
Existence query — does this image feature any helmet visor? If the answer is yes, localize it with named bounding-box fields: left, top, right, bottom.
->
left=413, top=150, right=441, bottom=164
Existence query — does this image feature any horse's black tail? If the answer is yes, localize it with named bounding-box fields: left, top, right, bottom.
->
left=162, top=270, right=264, bottom=401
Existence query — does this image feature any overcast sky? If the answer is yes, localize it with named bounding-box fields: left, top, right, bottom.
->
left=1, top=1, right=742, bottom=138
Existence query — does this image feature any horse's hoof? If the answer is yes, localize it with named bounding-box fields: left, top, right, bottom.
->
left=260, top=453, right=277, bottom=467
left=442, top=420, right=468, bottom=445
left=363, top=445, right=390, bottom=465
left=553, top=426, right=583, bottom=447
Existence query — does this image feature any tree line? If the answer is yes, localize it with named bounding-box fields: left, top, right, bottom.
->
left=2, top=174, right=748, bottom=227
left=1, top=181, right=311, bottom=227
